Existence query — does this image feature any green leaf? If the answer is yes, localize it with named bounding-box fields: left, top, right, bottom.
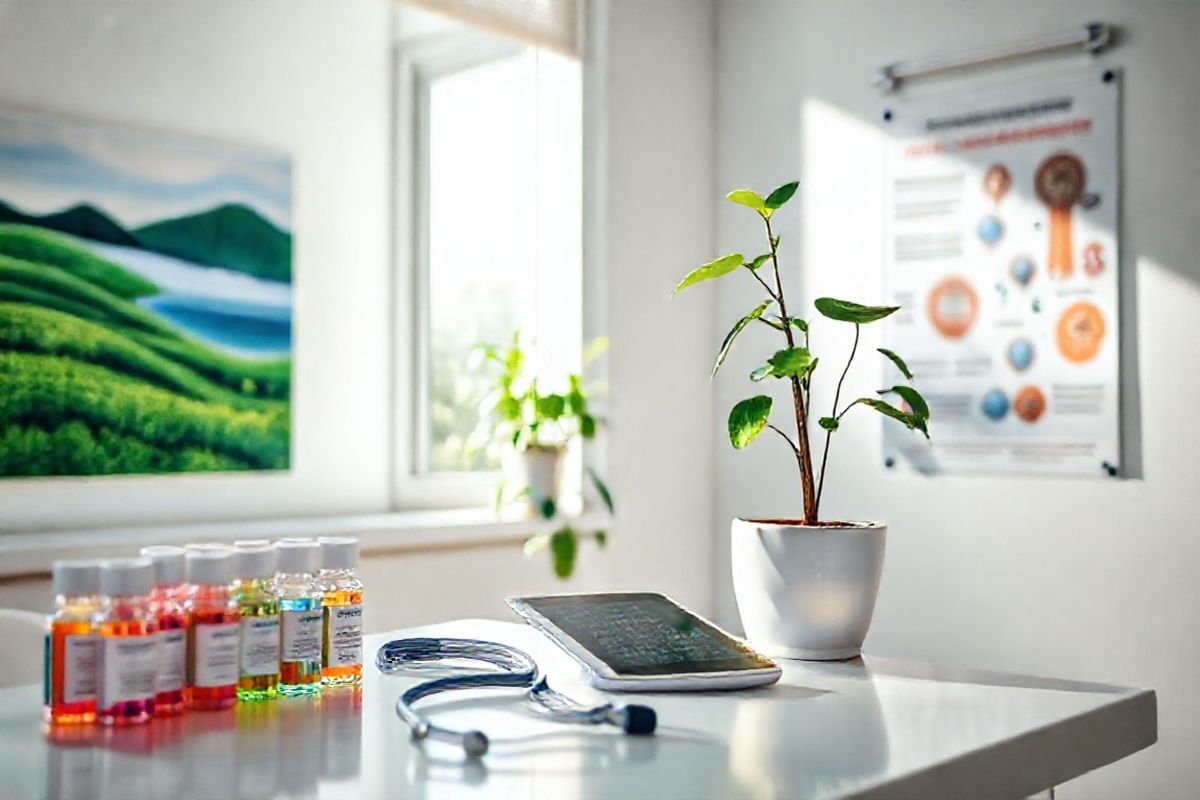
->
left=814, top=297, right=900, bottom=324
left=912, top=413, right=930, bottom=439
left=772, top=234, right=780, bottom=249
left=523, top=533, right=550, bottom=556
left=536, top=394, right=566, bottom=420
left=550, top=527, right=578, bottom=579
left=858, top=397, right=915, bottom=429
left=878, top=348, right=913, bottom=381
left=748, top=364, right=773, bottom=382
left=819, top=416, right=839, bottom=431
left=580, top=414, right=596, bottom=438
left=582, top=336, right=609, bottom=365
left=713, top=299, right=773, bottom=378
left=567, top=390, right=586, bottom=415
left=746, top=253, right=771, bottom=271
left=672, top=253, right=744, bottom=296
left=587, top=466, right=614, bottom=514
left=761, top=314, right=807, bottom=333
left=594, top=530, right=607, bottom=548
left=539, top=497, right=557, bottom=519
left=764, top=181, right=799, bottom=210
left=728, top=395, right=772, bottom=449
left=492, top=477, right=508, bottom=516
left=725, top=189, right=767, bottom=212
left=768, top=346, right=814, bottom=377
left=879, top=384, right=930, bottom=419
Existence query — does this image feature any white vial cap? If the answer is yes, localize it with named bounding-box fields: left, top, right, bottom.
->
left=53, top=560, right=101, bottom=597
left=275, top=539, right=319, bottom=574
left=186, top=548, right=234, bottom=585
left=99, top=558, right=155, bottom=597
left=140, top=545, right=185, bottom=585
left=234, top=544, right=276, bottom=579
left=185, top=542, right=229, bottom=552
left=318, top=536, right=359, bottom=570
left=234, top=539, right=271, bottom=549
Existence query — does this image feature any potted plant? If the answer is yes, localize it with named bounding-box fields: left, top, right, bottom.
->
left=673, top=181, right=929, bottom=660
left=469, top=333, right=614, bottom=578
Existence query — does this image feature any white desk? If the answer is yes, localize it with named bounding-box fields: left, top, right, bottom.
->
left=0, top=619, right=1156, bottom=799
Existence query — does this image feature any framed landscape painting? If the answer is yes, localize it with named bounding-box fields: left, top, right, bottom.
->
left=0, top=109, right=292, bottom=478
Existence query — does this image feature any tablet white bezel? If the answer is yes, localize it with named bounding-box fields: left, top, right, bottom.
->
left=507, top=591, right=782, bottom=692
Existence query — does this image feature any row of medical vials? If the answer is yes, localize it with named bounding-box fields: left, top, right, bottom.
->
left=45, top=537, right=364, bottom=727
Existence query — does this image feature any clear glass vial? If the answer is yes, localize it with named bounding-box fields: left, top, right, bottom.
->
left=234, top=543, right=280, bottom=701
left=44, top=560, right=102, bottom=725
left=317, top=537, right=363, bottom=686
left=275, top=540, right=324, bottom=696
left=95, top=558, right=158, bottom=726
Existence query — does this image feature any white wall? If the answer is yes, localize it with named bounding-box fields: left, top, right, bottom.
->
left=0, top=0, right=716, bottom=627
left=714, top=2, right=1200, bottom=797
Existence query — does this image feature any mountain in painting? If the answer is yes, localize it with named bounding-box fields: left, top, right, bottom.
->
left=134, top=203, right=292, bottom=283
left=0, top=199, right=140, bottom=247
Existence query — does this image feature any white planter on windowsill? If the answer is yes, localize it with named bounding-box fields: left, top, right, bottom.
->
left=731, top=518, right=887, bottom=660
left=513, top=444, right=565, bottom=516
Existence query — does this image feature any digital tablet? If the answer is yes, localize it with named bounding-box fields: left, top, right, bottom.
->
left=507, top=592, right=781, bottom=691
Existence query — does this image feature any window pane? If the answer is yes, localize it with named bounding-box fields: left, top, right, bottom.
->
left=423, top=48, right=581, bottom=473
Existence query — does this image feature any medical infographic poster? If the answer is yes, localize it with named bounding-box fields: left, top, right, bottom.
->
left=881, top=71, right=1120, bottom=476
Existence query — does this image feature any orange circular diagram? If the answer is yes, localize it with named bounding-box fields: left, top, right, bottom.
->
left=1057, top=301, right=1105, bottom=363
left=927, top=276, right=978, bottom=339
left=1013, top=386, right=1046, bottom=423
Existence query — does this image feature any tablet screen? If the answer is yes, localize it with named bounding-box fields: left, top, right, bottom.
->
left=519, top=593, right=776, bottom=676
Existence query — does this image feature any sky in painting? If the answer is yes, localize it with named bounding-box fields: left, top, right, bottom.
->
left=0, top=110, right=291, bottom=230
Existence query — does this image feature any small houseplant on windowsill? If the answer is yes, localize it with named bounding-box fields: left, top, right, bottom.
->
left=469, top=333, right=614, bottom=578
left=673, top=181, right=930, bottom=660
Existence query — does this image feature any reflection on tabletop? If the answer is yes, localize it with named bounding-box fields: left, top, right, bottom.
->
left=41, top=686, right=362, bottom=800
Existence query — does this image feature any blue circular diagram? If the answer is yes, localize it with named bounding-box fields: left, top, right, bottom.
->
left=1007, top=338, right=1035, bottom=371
left=981, top=389, right=1009, bottom=421
left=977, top=215, right=1004, bottom=246
left=1010, top=256, right=1034, bottom=286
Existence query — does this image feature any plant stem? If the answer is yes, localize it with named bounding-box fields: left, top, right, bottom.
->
left=815, top=322, right=859, bottom=515
left=747, top=267, right=780, bottom=303
left=764, top=216, right=817, bottom=523
left=766, top=423, right=801, bottom=460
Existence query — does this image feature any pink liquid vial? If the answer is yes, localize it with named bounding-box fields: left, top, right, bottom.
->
left=95, top=558, right=157, bottom=726
left=141, top=546, right=188, bottom=716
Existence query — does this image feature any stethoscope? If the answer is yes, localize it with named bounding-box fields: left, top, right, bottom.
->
left=375, top=637, right=657, bottom=757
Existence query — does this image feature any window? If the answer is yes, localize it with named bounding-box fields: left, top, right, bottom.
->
left=394, top=18, right=583, bottom=506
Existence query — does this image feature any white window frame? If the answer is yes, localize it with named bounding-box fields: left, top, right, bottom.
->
left=390, top=30, right=601, bottom=511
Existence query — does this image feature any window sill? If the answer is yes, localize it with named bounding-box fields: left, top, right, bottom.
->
left=0, top=507, right=608, bottom=579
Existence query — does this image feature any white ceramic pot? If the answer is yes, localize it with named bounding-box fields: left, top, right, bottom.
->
left=517, top=445, right=565, bottom=515
left=731, top=518, right=886, bottom=660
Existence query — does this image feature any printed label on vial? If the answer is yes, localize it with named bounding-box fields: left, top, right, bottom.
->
left=98, top=635, right=157, bottom=708
left=240, top=615, right=281, bottom=677
left=193, top=622, right=240, bottom=687
left=63, top=634, right=99, bottom=704
left=281, top=609, right=323, bottom=663
left=156, top=629, right=186, bottom=693
left=324, top=605, right=363, bottom=667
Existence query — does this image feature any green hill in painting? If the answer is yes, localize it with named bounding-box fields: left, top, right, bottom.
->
left=134, top=203, right=292, bottom=283
left=0, top=199, right=140, bottom=248
left=0, top=198, right=291, bottom=283
left=0, top=223, right=290, bottom=477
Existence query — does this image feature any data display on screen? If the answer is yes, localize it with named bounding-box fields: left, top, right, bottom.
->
left=520, top=593, right=775, bottom=676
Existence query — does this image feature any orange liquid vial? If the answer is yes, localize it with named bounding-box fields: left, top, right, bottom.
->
left=318, top=537, right=363, bottom=687
left=184, top=549, right=240, bottom=711
left=44, top=561, right=101, bottom=726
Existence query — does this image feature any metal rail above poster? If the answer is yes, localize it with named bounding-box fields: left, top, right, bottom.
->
left=875, top=36, right=1123, bottom=477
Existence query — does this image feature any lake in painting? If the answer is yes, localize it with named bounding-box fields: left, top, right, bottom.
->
left=0, top=109, right=292, bottom=477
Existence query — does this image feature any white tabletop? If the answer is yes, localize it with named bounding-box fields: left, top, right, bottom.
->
left=0, top=619, right=1156, bottom=799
